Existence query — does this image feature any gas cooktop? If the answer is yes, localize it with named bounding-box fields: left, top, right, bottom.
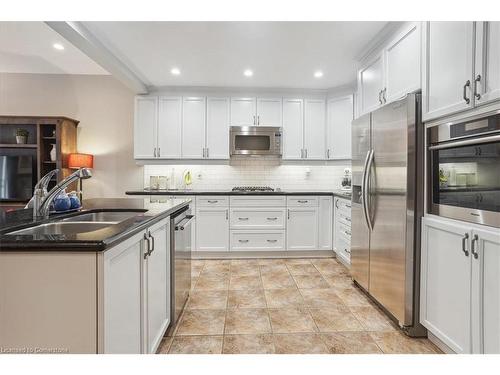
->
left=231, top=186, right=276, bottom=192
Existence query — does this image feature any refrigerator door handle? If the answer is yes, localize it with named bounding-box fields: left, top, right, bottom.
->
left=361, top=149, right=372, bottom=231
left=363, top=149, right=374, bottom=231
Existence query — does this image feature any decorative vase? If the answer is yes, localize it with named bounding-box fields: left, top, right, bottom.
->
left=16, top=135, right=27, bottom=144
left=50, top=144, right=57, bottom=161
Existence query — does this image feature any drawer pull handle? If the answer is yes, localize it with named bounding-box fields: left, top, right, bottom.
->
left=267, top=239, right=278, bottom=243
left=298, top=200, right=308, bottom=203
left=238, top=217, right=249, bottom=221
left=266, top=217, right=278, bottom=220
left=238, top=239, right=249, bottom=243
left=346, top=204, right=351, bottom=208
left=207, top=200, right=218, bottom=203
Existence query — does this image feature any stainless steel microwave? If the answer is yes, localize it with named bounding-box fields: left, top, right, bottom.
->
left=230, top=126, right=282, bottom=157
left=427, top=111, right=500, bottom=228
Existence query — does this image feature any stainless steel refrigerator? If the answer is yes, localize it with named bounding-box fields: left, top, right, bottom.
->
left=351, top=92, right=426, bottom=336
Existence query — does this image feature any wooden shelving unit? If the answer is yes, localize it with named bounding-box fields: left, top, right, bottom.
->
left=0, top=116, right=79, bottom=199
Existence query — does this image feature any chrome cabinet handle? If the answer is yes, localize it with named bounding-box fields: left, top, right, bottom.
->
left=378, top=90, right=383, bottom=104
left=463, top=80, right=471, bottom=104
left=287, top=209, right=290, bottom=219
left=148, top=231, right=155, bottom=256
left=238, top=217, right=249, bottom=221
left=471, top=234, right=479, bottom=259
left=257, top=115, right=260, bottom=125
left=239, top=239, right=249, bottom=243
left=153, top=147, right=157, bottom=158
left=335, top=199, right=339, bottom=209
left=266, top=217, right=278, bottom=221
left=207, top=200, right=218, bottom=203
left=206, top=148, right=209, bottom=158
left=226, top=209, right=228, bottom=220
left=382, top=88, right=387, bottom=103
left=143, top=233, right=150, bottom=259
left=462, top=233, right=470, bottom=256
left=327, top=149, right=330, bottom=159
left=202, top=148, right=206, bottom=158
left=474, top=75, right=482, bottom=100
left=298, top=200, right=308, bottom=203
left=305, top=149, right=308, bottom=158
left=267, top=239, right=277, bottom=243
left=253, top=115, right=256, bottom=125
left=158, top=147, right=160, bottom=157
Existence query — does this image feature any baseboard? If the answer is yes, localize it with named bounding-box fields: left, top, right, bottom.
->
left=191, top=250, right=336, bottom=259
left=428, top=332, right=456, bottom=354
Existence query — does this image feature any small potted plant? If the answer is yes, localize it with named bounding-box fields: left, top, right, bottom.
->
left=16, top=128, right=29, bottom=144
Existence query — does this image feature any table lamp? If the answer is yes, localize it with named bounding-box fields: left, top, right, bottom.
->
left=68, top=153, right=94, bottom=201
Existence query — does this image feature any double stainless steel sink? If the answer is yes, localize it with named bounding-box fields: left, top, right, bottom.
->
left=8, top=211, right=145, bottom=236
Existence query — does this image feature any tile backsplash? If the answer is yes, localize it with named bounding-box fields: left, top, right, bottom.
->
left=144, top=160, right=350, bottom=191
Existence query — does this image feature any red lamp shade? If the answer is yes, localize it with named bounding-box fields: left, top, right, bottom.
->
left=68, top=153, right=94, bottom=169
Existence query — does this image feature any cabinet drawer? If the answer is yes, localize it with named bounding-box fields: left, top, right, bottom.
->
left=336, top=222, right=352, bottom=243
left=196, top=196, right=229, bottom=207
left=336, top=211, right=351, bottom=227
left=335, top=236, right=351, bottom=265
left=287, top=196, right=319, bottom=207
left=230, top=196, right=286, bottom=207
left=230, top=208, right=286, bottom=229
left=230, top=230, right=285, bottom=251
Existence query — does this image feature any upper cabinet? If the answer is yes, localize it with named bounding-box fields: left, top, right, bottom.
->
left=282, top=98, right=304, bottom=160
left=327, top=95, right=353, bottom=159
left=206, top=97, right=230, bottom=159
left=422, top=22, right=500, bottom=122
left=358, top=22, right=421, bottom=116
left=422, top=22, right=474, bottom=121
left=230, top=97, right=282, bottom=126
left=182, top=97, right=206, bottom=159
left=304, top=99, right=326, bottom=160
left=134, top=96, right=158, bottom=159
left=157, top=97, right=182, bottom=159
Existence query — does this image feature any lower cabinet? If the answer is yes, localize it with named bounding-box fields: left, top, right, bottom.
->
left=334, top=197, right=352, bottom=265
left=286, top=207, right=319, bottom=250
left=195, top=207, right=229, bottom=251
left=102, top=217, right=170, bottom=354
left=230, top=230, right=286, bottom=251
left=420, top=215, right=500, bottom=354
left=318, top=197, right=333, bottom=250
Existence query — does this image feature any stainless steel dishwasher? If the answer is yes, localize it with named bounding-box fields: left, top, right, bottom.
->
left=170, top=206, right=193, bottom=325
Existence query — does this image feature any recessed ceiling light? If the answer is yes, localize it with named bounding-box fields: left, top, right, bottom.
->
left=171, top=68, right=181, bottom=76
left=53, top=43, right=64, bottom=51
left=314, top=71, right=324, bottom=78
left=243, top=69, right=253, bottom=77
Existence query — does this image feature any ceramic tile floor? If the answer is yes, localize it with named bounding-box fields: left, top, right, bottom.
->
left=157, top=257, right=442, bottom=354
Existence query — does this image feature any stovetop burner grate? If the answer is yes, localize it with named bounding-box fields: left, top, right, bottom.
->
left=232, top=186, right=275, bottom=192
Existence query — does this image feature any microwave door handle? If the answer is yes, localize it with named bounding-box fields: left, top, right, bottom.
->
left=428, top=134, right=500, bottom=150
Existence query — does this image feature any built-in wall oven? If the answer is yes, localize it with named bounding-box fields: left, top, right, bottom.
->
left=230, top=126, right=282, bottom=157
left=428, top=112, right=500, bottom=228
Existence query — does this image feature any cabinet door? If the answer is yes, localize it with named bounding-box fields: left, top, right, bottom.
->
left=144, top=219, right=170, bottom=354
left=422, top=22, right=474, bottom=121
left=206, top=97, right=230, bottom=159
left=282, top=98, right=304, bottom=160
left=196, top=208, right=229, bottom=251
left=256, top=98, right=282, bottom=126
left=474, top=21, right=500, bottom=106
left=134, top=96, right=157, bottom=159
left=420, top=216, right=472, bottom=354
left=230, top=97, right=257, bottom=126
left=286, top=207, right=319, bottom=250
left=358, top=54, right=384, bottom=114
left=318, top=197, right=333, bottom=250
left=182, top=97, right=206, bottom=159
left=103, top=232, right=144, bottom=353
left=157, top=97, right=182, bottom=159
left=471, top=226, right=500, bottom=354
left=385, top=22, right=421, bottom=103
left=327, top=95, right=353, bottom=159
left=304, top=99, right=326, bottom=160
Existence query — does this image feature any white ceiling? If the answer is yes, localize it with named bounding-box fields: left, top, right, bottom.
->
left=82, top=21, right=387, bottom=89
left=0, top=22, right=108, bottom=75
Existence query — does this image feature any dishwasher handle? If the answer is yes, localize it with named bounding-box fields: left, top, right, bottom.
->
left=175, top=215, right=195, bottom=231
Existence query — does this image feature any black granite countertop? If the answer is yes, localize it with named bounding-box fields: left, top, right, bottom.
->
left=0, top=198, right=191, bottom=252
left=126, top=189, right=352, bottom=199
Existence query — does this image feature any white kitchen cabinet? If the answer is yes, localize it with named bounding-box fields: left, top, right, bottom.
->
left=304, top=99, right=326, bottom=160
left=256, top=98, right=282, bottom=126
left=318, top=196, right=333, bottom=250
left=282, top=98, right=304, bottom=160
left=286, top=206, right=319, bottom=251
left=474, top=22, right=500, bottom=107
left=143, top=219, right=170, bottom=354
left=182, top=97, right=206, bottom=159
left=157, top=96, right=182, bottom=159
left=231, top=97, right=257, bottom=126
left=384, top=22, right=421, bottom=103
left=230, top=230, right=285, bottom=251
left=334, top=197, right=352, bottom=265
left=196, top=207, right=229, bottom=251
left=134, top=96, right=158, bottom=159
left=230, top=208, right=286, bottom=230
left=327, top=95, right=353, bottom=159
left=103, top=218, right=170, bottom=354
left=471, top=225, right=500, bottom=354
left=358, top=53, right=385, bottom=114
left=420, top=216, right=473, bottom=354
left=422, top=22, right=475, bottom=121
left=206, top=97, right=230, bottom=159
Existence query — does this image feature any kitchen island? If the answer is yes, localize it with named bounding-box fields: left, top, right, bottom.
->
left=0, top=197, right=191, bottom=354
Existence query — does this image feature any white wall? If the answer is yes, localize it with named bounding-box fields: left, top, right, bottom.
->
left=0, top=73, right=142, bottom=198
left=144, top=160, right=350, bottom=191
